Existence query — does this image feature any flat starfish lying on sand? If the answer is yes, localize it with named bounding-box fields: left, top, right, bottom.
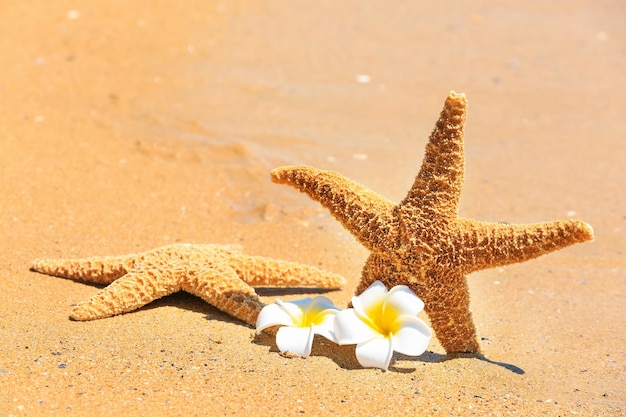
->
left=31, top=244, right=345, bottom=325
left=272, top=91, right=593, bottom=354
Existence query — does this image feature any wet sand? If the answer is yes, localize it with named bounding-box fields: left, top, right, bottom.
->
left=1, top=0, right=624, bottom=415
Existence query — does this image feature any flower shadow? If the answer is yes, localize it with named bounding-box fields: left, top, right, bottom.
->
left=253, top=331, right=363, bottom=369
left=254, top=333, right=441, bottom=373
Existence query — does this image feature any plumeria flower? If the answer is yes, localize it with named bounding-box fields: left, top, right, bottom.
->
left=256, top=296, right=340, bottom=357
left=334, top=281, right=432, bottom=371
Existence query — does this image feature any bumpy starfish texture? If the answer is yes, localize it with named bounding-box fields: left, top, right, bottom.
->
left=271, top=91, right=594, bottom=354
left=31, top=243, right=345, bottom=325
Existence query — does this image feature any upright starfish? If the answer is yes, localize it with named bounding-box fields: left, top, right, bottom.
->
left=31, top=243, right=345, bottom=325
left=271, top=91, right=593, bottom=354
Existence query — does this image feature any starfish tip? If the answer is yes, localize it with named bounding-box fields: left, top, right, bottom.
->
left=447, top=90, right=467, bottom=104
left=30, top=258, right=50, bottom=272
left=270, top=166, right=292, bottom=183
left=69, top=309, right=91, bottom=321
left=581, top=221, right=595, bottom=242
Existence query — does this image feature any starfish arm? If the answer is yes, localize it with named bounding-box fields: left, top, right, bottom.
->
left=457, top=219, right=594, bottom=273
left=229, top=255, right=345, bottom=288
left=400, top=91, right=467, bottom=218
left=271, top=166, right=398, bottom=252
left=358, top=253, right=479, bottom=353
left=31, top=255, right=137, bottom=284
left=181, top=265, right=265, bottom=327
left=416, top=270, right=480, bottom=354
left=70, top=269, right=180, bottom=320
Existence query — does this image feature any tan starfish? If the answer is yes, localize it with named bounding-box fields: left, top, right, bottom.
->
left=31, top=243, right=345, bottom=325
left=271, top=91, right=594, bottom=354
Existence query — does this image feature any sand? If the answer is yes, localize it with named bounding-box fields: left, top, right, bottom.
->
left=1, top=0, right=624, bottom=415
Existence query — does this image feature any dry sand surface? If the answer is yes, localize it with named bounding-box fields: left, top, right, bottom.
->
left=1, top=0, right=624, bottom=415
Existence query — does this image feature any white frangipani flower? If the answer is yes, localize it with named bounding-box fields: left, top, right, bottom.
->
left=256, top=296, right=340, bottom=357
left=334, top=281, right=432, bottom=370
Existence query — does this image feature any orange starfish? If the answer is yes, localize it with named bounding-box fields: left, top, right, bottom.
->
left=271, top=91, right=593, bottom=353
left=31, top=244, right=345, bottom=325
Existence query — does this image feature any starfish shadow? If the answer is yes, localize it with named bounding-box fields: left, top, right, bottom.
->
left=410, top=351, right=525, bottom=375
left=136, top=292, right=239, bottom=320
left=255, top=287, right=342, bottom=297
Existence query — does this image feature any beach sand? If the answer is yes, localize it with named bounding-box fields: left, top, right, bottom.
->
left=1, top=0, right=624, bottom=415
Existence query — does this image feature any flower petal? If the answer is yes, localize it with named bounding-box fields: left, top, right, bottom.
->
left=256, top=303, right=296, bottom=333
left=351, top=281, right=388, bottom=318
left=333, top=309, right=380, bottom=345
left=383, top=285, right=425, bottom=319
left=275, top=326, right=315, bottom=357
left=355, top=336, right=394, bottom=371
left=305, top=296, right=340, bottom=329
left=275, top=298, right=307, bottom=324
left=312, top=312, right=338, bottom=342
left=391, top=316, right=432, bottom=356
left=306, top=296, right=338, bottom=315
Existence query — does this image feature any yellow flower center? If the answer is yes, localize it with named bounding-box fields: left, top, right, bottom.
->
left=299, top=305, right=329, bottom=327
left=364, top=299, right=401, bottom=337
